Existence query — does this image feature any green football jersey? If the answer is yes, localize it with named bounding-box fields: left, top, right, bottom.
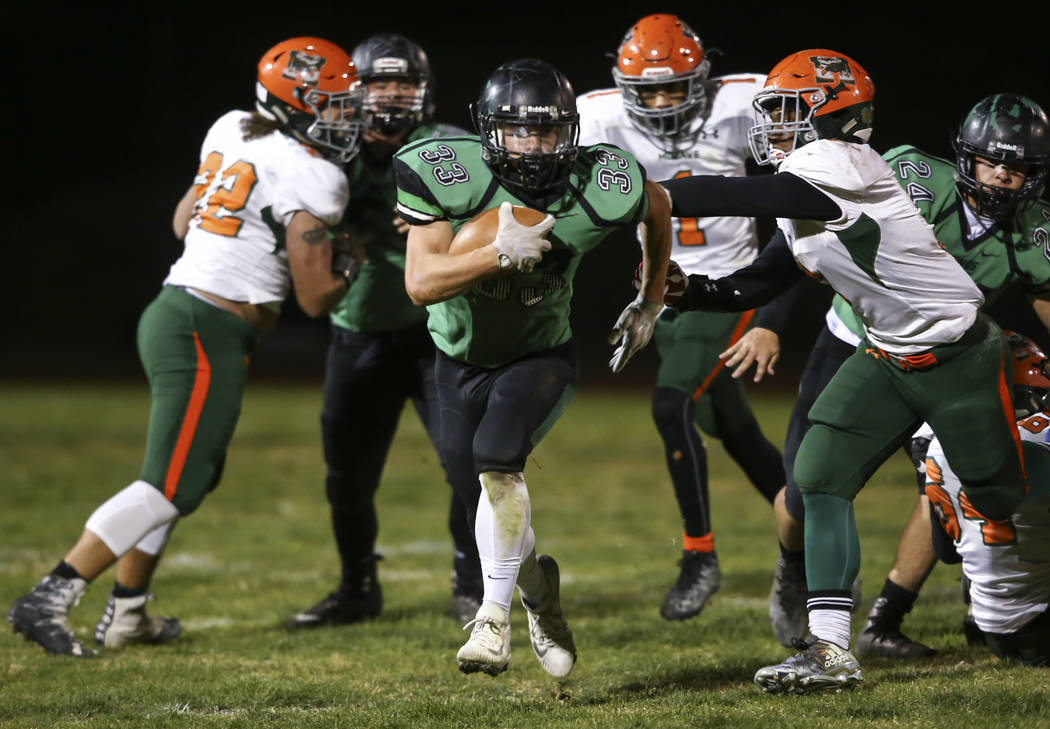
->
left=394, top=136, right=649, bottom=367
left=831, top=145, right=1050, bottom=339
left=329, top=122, right=465, bottom=334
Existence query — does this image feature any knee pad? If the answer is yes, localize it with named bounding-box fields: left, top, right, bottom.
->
left=134, top=519, right=177, bottom=556
left=794, top=424, right=866, bottom=500
left=477, top=471, right=534, bottom=562
left=651, top=387, right=693, bottom=440
left=85, top=480, right=180, bottom=558
left=479, top=471, right=531, bottom=523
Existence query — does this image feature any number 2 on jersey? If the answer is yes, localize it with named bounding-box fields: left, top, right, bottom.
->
left=673, top=171, right=706, bottom=246
left=194, top=151, right=258, bottom=236
left=924, top=456, right=1016, bottom=546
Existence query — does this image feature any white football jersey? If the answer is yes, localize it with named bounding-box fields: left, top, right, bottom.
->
left=925, top=416, right=1050, bottom=634
left=577, top=75, right=763, bottom=278
left=165, top=110, right=349, bottom=307
left=777, top=140, right=982, bottom=354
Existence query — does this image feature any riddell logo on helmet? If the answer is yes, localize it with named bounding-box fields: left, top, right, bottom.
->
left=282, top=51, right=325, bottom=85
left=991, top=141, right=1024, bottom=155
left=498, top=104, right=563, bottom=117
left=373, top=57, right=409, bottom=74
left=810, top=56, right=855, bottom=85
left=640, top=67, right=674, bottom=78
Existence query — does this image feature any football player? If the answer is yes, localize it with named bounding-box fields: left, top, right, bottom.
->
left=576, top=14, right=787, bottom=621
left=289, top=32, right=483, bottom=631
left=661, top=49, right=1028, bottom=694
left=7, top=37, right=366, bottom=656
left=926, top=331, right=1050, bottom=666
left=767, top=93, right=1050, bottom=656
left=394, top=58, right=671, bottom=677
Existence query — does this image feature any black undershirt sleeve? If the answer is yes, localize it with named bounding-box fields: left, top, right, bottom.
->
left=752, top=276, right=803, bottom=336
left=660, top=171, right=841, bottom=221
left=676, top=229, right=805, bottom=312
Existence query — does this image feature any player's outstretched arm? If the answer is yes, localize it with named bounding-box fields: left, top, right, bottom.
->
left=677, top=230, right=802, bottom=312
left=637, top=180, right=672, bottom=306
left=287, top=210, right=351, bottom=317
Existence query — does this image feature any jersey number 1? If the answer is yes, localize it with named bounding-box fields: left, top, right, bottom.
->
left=673, top=171, right=706, bottom=246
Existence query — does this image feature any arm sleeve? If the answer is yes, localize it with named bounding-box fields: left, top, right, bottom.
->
left=661, top=171, right=840, bottom=221
left=676, top=229, right=804, bottom=312
left=752, top=277, right=804, bottom=335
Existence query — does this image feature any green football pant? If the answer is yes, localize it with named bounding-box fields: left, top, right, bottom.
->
left=654, top=308, right=757, bottom=437
left=137, top=286, right=258, bottom=515
left=795, top=316, right=1026, bottom=591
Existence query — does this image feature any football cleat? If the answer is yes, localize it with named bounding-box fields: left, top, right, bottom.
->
left=8, top=575, right=97, bottom=657
left=854, top=595, right=935, bottom=658
left=769, top=557, right=808, bottom=647
left=854, top=625, right=936, bottom=658
left=456, top=603, right=511, bottom=676
left=94, top=593, right=182, bottom=648
left=289, top=586, right=382, bottom=628
left=450, top=572, right=484, bottom=625
left=521, top=554, right=576, bottom=678
left=962, top=609, right=984, bottom=646
left=290, top=556, right=382, bottom=628
left=754, top=634, right=863, bottom=694
left=660, top=550, right=721, bottom=621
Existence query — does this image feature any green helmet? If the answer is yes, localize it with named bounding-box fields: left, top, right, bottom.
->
left=954, top=93, right=1049, bottom=220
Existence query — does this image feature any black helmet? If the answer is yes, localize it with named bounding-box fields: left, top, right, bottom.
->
left=351, top=32, right=433, bottom=135
left=954, top=93, right=1049, bottom=220
left=473, top=59, right=580, bottom=194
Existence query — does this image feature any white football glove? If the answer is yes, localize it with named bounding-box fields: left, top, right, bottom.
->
left=489, top=201, right=554, bottom=273
left=607, top=295, right=663, bottom=373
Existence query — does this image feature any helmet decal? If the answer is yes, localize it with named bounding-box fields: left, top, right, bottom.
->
left=282, top=50, right=325, bottom=86
left=810, top=55, right=855, bottom=86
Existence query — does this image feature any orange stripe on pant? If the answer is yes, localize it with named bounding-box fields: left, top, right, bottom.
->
left=691, top=310, right=756, bottom=402
left=997, top=352, right=1028, bottom=485
left=164, top=332, right=212, bottom=501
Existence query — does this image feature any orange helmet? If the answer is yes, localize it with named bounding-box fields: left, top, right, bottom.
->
left=611, top=14, right=711, bottom=153
left=255, top=37, right=366, bottom=163
left=748, top=49, right=875, bottom=166
left=1005, top=330, right=1050, bottom=418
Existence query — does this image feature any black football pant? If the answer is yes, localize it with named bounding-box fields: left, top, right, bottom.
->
left=320, top=323, right=480, bottom=587
left=433, top=340, right=578, bottom=527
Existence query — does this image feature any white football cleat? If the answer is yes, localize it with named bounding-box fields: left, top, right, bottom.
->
left=522, top=555, right=576, bottom=678
left=457, top=602, right=511, bottom=676
left=94, top=593, right=182, bottom=648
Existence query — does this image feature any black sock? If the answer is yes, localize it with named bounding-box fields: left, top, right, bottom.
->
left=51, top=560, right=84, bottom=581
left=112, top=581, right=147, bottom=599
left=871, top=578, right=918, bottom=629
left=779, top=542, right=805, bottom=566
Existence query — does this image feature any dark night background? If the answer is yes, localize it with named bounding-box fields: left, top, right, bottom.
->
left=9, top=5, right=1050, bottom=388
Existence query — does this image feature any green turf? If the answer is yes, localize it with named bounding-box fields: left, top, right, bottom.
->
left=2, top=382, right=1047, bottom=728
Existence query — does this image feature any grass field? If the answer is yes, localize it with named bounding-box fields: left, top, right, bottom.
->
left=2, top=381, right=1048, bottom=728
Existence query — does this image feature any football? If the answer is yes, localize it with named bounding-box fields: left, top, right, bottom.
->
left=633, top=259, right=688, bottom=306
left=448, top=204, right=548, bottom=255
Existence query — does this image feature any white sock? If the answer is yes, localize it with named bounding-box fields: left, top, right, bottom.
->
left=474, top=472, right=532, bottom=612
left=808, top=608, right=852, bottom=650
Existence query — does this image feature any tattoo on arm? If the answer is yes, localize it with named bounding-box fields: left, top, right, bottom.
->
left=303, top=225, right=328, bottom=245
